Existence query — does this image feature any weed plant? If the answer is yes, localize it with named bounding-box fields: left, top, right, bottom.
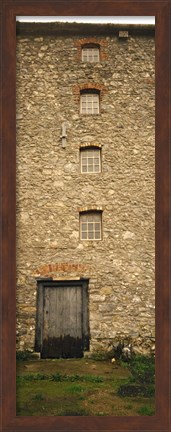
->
left=137, top=405, right=155, bottom=416
left=17, top=372, right=104, bottom=383
left=16, top=350, right=37, bottom=361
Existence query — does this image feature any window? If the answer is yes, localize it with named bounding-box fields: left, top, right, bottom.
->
left=82, top=46, right=100, bottom=62
left=80, top=212, right=102, bottom=240
left=80, top=91, right=100, bottom=115
left=80, top=147, right=101, bottom=173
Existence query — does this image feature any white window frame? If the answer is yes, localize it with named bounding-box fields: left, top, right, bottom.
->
left=80, top=212, right=102, bottom=241
left=80, top=92, right=100, bottom=115
left=82, top=46, right=100, bottom=62
left=80, top=147, right=101, bottom=174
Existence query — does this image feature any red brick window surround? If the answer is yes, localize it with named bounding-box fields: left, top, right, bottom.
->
left=74, top=38, right=108, bottom=61
left=73, top=83, right=107, bottom=111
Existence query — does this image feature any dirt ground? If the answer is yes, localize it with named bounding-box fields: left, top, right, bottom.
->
left=17, top=357, right=129, bottom=377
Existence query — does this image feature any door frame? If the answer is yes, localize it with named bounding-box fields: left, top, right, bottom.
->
left=35, top=278, right=90, bottom=357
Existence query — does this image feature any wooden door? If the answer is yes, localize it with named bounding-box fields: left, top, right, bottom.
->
left=35, top=279, right=89, bottom=358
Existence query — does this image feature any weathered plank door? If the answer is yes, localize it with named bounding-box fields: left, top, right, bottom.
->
left=35, top=279, right=89, bottom=358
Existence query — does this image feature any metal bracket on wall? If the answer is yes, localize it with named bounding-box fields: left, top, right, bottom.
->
left=60, top=121, right=68, bottom=148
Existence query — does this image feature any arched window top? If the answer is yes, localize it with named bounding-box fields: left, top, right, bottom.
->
left=82, top=42, right=100, bottom=49
left=80, top=143, right=102, bottom=149
left=80, top=87, right=100, bottom=95
left=82, top=44, right=100, bottom=62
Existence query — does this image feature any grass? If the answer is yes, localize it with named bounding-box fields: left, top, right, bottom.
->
left=16, top=356, right=155, bottom=416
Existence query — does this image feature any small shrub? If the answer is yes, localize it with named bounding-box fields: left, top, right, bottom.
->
left=51, top=373, right=80, bottom=382
left=117, top=355, right=155, bottom=398
left=16, top=350, right=37, bottom=361
left=51, top=373, right=104, bottom=383
left=67, top=384, right=85, bottom=394
left=90, top=350, right=112, bottom=361
left=69, top=374, right=81, bottom=382
left=145, top=384, right=155, bottom=397
left=125, top=404, right=133, bottom=410
left=58, top=408, right=89, bottom=416
left=117, top=383, right=155, bottom=398
left=17, top=372, right=104, bottom=384
left=17, top=374, right=34, bottom=382
left=17, top=373, right=49, bottom=382
left=50, top=372, right=63, bottom=382
left=83, top=374, right=104, bottom=383
left=137, top=405, right=155, bottom=416
left=35, top=373, right=49, bottom=380
left=32, top=393, right=44, bottom=401
left=128, top=355, right=155, bottom=384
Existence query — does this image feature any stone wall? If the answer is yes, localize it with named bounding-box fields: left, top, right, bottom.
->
left=16, top=23, right=155, bottom=355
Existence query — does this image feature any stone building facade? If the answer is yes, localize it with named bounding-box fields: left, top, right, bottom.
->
left=16, top=22, right=155, bottom=356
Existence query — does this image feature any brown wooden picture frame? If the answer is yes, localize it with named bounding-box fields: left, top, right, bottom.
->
left=1, top=0, right=170, bottom=431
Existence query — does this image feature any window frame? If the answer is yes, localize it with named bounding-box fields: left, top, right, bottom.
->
left=80, top=146, right=102, bottom=174
left=80, top=90, right=100, bottom=115
left=80, top=211, right=102, bottom=241
left=81, top=44, right=100, bottom=62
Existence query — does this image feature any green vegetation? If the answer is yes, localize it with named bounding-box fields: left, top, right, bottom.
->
left=67, top=384, right=85, bottom=394
left=117, top=355, right=155, bottom=399
left=16, top=356, right=155, bottom=416
left=32, top=393, right=45, bottom=401
left=137, top=405, right=155, bottom=416
left=16, top=350, right=38, bottom=361
left=57, top=407, right=89, bottom=416
left=17, top=372, right=104, bottom=383
left=128, top=355, right=155, bottom=384
left=89, top=350, right=113, bottom=361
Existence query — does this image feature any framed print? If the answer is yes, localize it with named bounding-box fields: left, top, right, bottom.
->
left=1, top=0, right=170, bottom=431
